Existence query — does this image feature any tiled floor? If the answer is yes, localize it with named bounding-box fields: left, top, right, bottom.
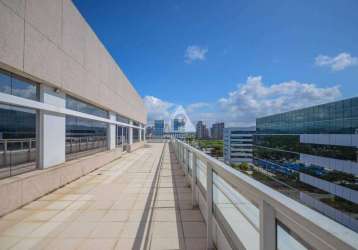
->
left=0, top=143, right=207, bottom=250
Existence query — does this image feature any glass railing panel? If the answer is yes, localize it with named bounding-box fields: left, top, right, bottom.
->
left=196, top=158, right=207, bottom=190
left=213, top=172, right=259, bottom=250
left=277, top=222, right=308, bottom=250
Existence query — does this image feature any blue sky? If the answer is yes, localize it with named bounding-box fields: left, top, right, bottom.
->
left=73, top=0, right=358, bottom=126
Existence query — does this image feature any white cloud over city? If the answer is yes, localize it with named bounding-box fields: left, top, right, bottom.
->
left=144, top=76, right=341, bottom=127
left=315, top=52, right=358, bottom=71
left=184, top=45, right=208, bottom=63
left=143, top=96, right=174, bottom=122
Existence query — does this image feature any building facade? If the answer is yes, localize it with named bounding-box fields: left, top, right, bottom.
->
left=196, top=121, right=209, bottom=139
left=0, top=0, right=146, bottom=180
left=254, top=97, right=358, bottom=230
left=224, top=127, right=255, bottom=164
left=211, top=122, right=224, bottom=140
left=154, top=120, right=164, bottom=137
left=173, top=118, right=185, bottom=132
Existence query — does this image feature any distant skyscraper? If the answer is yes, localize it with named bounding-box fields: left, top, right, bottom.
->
left=196, top=121, right=209, bottom=139
left=154, top=120, right=164, bottom=137
left=211, top=122, right=225, bottom=140
left=173, top=118, right=185, bottom=132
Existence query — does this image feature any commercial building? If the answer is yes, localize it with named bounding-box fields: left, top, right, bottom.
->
left=254, top=97, right=358, bottom=230
left=173, top=118, right=185, bottom=132
left=196, top=121, right=209, bottom=139
left=224, top=127, right=255, bottom=164
left=154, top=119, right=164, bottom=137
left=211, top=122, right=224, bottom=140
left=0, top=0, right=146, bottom=211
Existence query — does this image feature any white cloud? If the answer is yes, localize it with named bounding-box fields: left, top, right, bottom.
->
left=143, top=96, right=174, bottom=123
left=186, top=102, right=210, bottom=113
left=218, top=76, right=341, bottom=126
left=315, top=52, right=358, bottom=71
left=143, top=96, right=196, bottom=131
left=143, top=76, right=341, bottom=128
left=184, top=45, right=208, bottom=63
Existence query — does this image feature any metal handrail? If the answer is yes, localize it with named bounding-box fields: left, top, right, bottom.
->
left=0, top=138, right=36, bottom=151
left=171, top=138, right=358, bottom=250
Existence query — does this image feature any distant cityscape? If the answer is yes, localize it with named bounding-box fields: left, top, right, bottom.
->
left=146, top=96, right=358, bottom=232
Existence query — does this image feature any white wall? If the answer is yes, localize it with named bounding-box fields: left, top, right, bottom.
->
left=0, top=0, right=146, bottom=124
left=38, top=86, right=66, bottom=168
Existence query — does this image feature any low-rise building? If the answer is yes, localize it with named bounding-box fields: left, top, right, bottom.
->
left=224, top=127, right=255, bottom=164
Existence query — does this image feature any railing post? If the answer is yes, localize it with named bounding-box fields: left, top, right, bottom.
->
left=206, top=162, right=214, bottom=250
left=175, top=141, right=178, bottom=159
left=183, top=147, right=188, bottom=176
left=260, top=200, right=276, bottom=250
left=186, top=149, right=190, bottom=174
left=181, top=145, right=183, bottom=164
left=192, top=153, right=198, bottom=208
left=179, top=143, right=182, bottom=162
left=185, top=148, right=189, bottom=174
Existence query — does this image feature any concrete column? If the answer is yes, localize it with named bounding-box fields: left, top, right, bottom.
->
left=139, top=124, right=142, bottom=141
left=38, top=86, right=65, bottom=169
left=128, top=120, right=133, bottom=145
left=108, top=112, right=116, bottom=150
left=192, top=153, right=198, bottom=208
left=143, top=127, right=146, bottom=141
left=206, top=162, right=214, bottom=249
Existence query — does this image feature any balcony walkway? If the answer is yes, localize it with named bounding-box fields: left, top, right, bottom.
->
left=0, top=143, right=207, bottom=250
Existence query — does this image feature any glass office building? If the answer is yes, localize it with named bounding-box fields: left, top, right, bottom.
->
left=254, top=97, right=358, bottom=231
left=154, top=120, right=165, bottom=137
left=173, top=118, right=185, bottom=132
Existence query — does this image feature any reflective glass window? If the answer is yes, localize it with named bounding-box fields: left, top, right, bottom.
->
left=65, top=116, right=107, bottom=160
left=0, top=104, right=37, bottom=179
left=257, top=97, right=358, bottom=134
left=66, top=95, right=108, bottom=118
left=116, top=126, right=128, bottom=148
left=0, top=69, right=38, bottom=101
left=116, top=114, right=129, bottom=124
left=11, top=75, right=38, bottom=100
left=0, top=70, right=11, bottom=95
left=133, top=128, right=139, bottom=143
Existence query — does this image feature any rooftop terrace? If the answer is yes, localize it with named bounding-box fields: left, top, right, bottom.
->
left=0, top=143, right=206, bottom=250
left=0, top=140, right=357, bottom=250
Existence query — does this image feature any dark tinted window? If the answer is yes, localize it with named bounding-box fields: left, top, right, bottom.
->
left=0, top=69, right=38, bottom=101
left=65, top=116, right=107, bottom=160
left=116, top=114, right=129, bottom=124
left=66, top=95, right=108, bottom=118
left=257, top=97, right=358, bottom=134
